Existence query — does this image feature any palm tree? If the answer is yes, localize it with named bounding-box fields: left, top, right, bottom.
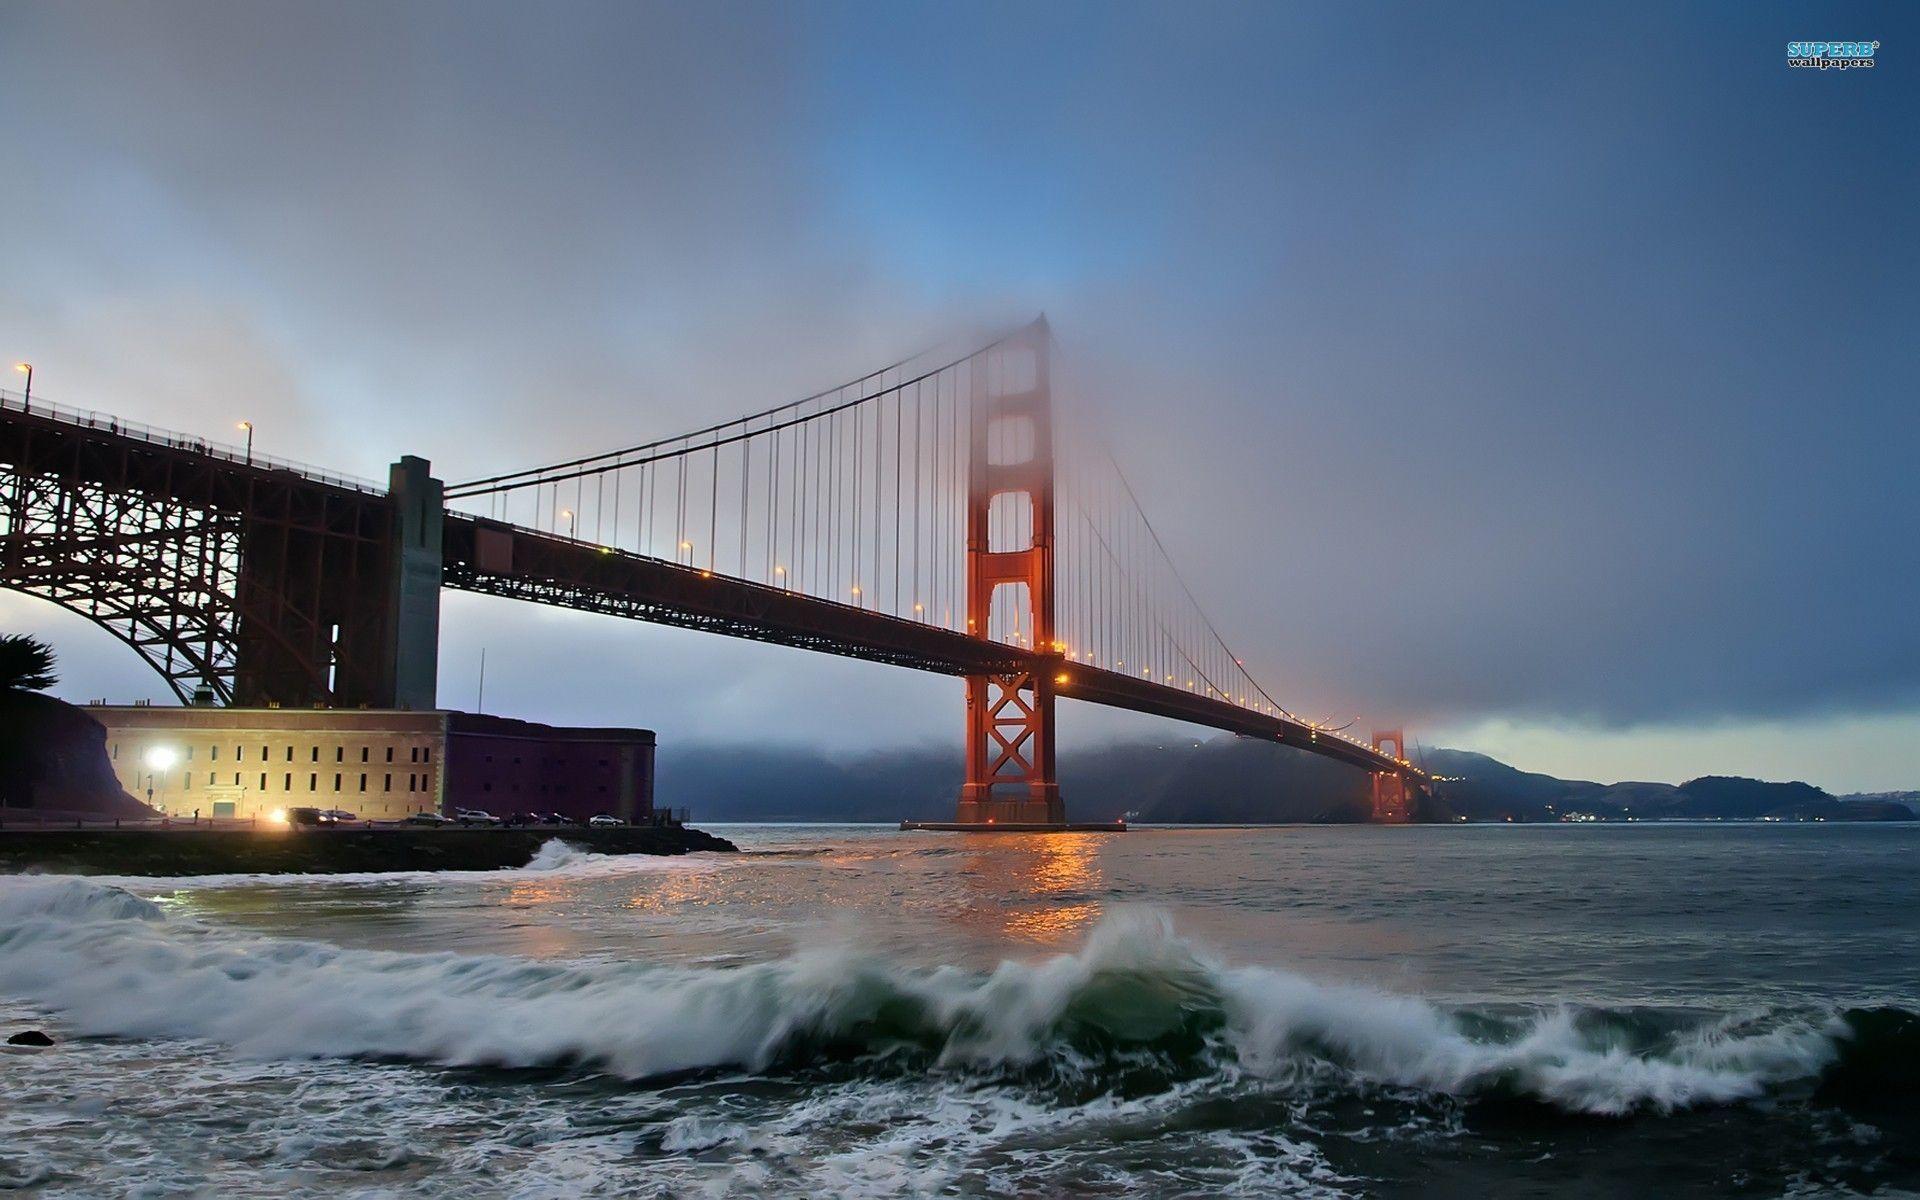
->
left=0, top=635, right=58, bottom=692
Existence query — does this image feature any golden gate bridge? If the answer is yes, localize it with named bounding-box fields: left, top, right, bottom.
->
left=1, top=319, right=1427, bottom=826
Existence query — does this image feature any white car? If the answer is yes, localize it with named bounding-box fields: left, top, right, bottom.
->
left=587, top=814, right=623, bottom=828
left=454, top=809, right=502, bottom=826
left=402, top=811, right=450, bottom=826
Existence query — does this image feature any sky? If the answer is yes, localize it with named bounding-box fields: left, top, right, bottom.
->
left=2, top=2, right=1916, bottom=791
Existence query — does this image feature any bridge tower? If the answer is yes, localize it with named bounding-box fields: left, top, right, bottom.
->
left=1369, top=729, right=1412, bottom=822
left=954, top=319, right=1064, bottom=828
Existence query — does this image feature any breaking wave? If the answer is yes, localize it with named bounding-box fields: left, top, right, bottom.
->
left=0, top=878, right=1891, bottom=1117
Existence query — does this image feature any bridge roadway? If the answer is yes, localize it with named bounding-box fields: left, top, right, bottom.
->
left=442, top=516, right=1421, bottom=779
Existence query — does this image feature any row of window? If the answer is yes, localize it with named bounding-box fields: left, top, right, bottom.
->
left=483, top=754, right=614, bottom=768
left=113, top=743, right=433, bottom=764
left=169, top=771, right=434, bottom=794
left=202, top=800, right=434, bottom=819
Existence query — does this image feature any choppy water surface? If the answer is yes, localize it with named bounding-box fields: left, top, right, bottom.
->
left=2, top=824, right=1916, bottom=1197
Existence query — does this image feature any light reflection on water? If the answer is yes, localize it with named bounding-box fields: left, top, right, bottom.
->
left=959, top=832, right=1107, bottom=942
left=133, top=822, right=1920, bottom=1006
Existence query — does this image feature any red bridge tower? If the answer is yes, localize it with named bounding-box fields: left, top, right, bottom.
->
left=954, top=319, right=1064, bottom=828
left=1370, top=729, right=1413, bottom=822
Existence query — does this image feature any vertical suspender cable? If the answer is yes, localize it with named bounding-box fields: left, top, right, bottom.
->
left=912, top=378, right=922, bottom=616
left=852, top=399, right=864, bottom=602
left=892, top=382, right=902, bottom=614
left=674, top=441, right=687, bottom=562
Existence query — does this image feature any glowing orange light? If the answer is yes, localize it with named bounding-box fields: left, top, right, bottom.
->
left=1055, top=672, right=1069, bottom=684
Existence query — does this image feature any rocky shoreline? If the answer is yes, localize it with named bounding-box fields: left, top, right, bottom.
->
left=0, top=824, right=736, bottom=876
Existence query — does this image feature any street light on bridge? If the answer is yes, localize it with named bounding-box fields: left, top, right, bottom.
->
left=12, top=362, right=30, bottom=409
left=237, top=420, right=253, bottom=465
left=560, top=508, right=576, bottom=538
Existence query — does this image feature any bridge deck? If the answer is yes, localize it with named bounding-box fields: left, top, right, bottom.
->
left=443, top=516, right=1035, bottom=675
left=442, top=519, right=1418, bottom=779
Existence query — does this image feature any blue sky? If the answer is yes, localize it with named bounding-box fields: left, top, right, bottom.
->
left=2, top=1, right=1916, bottom=789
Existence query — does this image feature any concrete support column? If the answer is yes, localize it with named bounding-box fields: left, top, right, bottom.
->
left=387, top=456, right=443, bottom=711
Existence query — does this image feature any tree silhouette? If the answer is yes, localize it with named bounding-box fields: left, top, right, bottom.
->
left=0, top=635, right=58, bottom=692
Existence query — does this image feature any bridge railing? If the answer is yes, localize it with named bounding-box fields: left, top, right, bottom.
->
left=1, top=388, right=385, bottom=495
left=443, top=512, right=951, bottom=626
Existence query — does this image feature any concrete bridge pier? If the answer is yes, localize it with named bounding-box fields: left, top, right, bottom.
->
left=385, top=455, right=443, bottom=711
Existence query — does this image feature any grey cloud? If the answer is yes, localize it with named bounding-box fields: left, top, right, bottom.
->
left=2, top=1, right=1916, bottom=756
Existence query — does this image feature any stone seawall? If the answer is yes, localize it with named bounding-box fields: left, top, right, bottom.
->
left=0, top=825, right=735, bottom=876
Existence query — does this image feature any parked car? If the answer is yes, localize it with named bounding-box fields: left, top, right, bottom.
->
left=454, top=808, right=502, bottom=826
left=403, top=811, right=451, bottom=826
left=504, top=812, right=543, bottom=827
left=546, top=813, right=575, bottom=825
left=284, top=806, right=331, bottom=827
left=321, top=809, right=359, bottom=824
left=587, top=814, right=623, bottom=828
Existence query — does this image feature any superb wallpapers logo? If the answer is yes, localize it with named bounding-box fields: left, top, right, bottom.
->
left=1787, top=41, right=1878, bottom=69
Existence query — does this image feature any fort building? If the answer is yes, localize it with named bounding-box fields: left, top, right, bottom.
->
left=87, top=706, right=654, bottom=824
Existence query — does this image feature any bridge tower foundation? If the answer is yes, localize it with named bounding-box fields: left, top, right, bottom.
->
left=952, top=320, right=1065, bottom=829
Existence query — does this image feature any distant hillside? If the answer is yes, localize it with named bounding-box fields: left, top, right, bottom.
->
left=660, top=736, right=1391, bottom=824
left=662, top=737, right=1911, bottom=825
left=1840, top=791, right=1920, bottom=815
left=1425, top=750, right=1913, bottom=823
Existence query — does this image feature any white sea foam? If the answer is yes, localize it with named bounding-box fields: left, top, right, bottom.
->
left=1217, top=963, right=1836, bottom=1114
left=0, top=880, right=1842, bottom=1116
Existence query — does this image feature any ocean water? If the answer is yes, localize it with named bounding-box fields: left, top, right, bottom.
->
left=1, top=823, right=1915, bottom=1198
